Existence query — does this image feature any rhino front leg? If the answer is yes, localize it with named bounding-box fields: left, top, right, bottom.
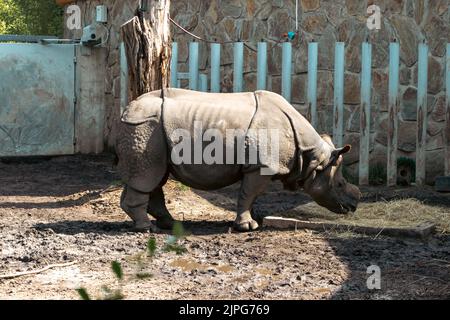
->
left=120, top=185, right=157, bottom=232
left=147, top=187, right=175, bottom=230
left=235, top=171, right=272, bottom=232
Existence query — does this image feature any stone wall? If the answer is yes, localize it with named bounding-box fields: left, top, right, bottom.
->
left=65, top=0, right=450, bottom=183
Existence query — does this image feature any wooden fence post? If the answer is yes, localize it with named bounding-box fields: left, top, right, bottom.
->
left=282, top=41, right=292, bottom=102
left=387, top=41, right=400, bottom=186
left=359, top=41, right=372, bottom=185
left=416, top=42, right=428, bottom=186
left=257, top=42, right=267, bottom=90
left=307, top=42, right=318, bottom=127
left=333, top=42, right=345, bottom=147
left=233, top=42, right=244, bottom=92
left=210, top=43, right=221, bottom=93
left=170, top=42, right=178, bottom=88
left=189, top=41, right=199, bottom=90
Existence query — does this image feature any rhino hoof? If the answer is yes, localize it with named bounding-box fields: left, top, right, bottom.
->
left=132, top=222, right=159, bottom=233
left=234, top=219, right=259, bottom=232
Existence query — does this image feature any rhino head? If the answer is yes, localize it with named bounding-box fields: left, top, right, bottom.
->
left=302, top=135, right=361, bottom=214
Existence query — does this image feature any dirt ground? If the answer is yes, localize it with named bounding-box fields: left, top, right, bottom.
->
left=0, top=155, right=449, bottom=300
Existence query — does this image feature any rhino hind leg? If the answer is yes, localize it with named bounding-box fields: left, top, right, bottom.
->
left=120, top=185, right=157, bottom=232
left=234, top=171, right=272, bottom=232
left=147, top=186, right=175, bottom=230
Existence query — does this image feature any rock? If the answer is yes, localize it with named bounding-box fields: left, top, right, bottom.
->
left=268, top=45, right=282, bottom=75
left=246, top=0, right=257, bottom=16
left=174, top=13, right=199, bottom=31
left=372, top=70, right=388, bottom=111
left=426, top=149, right=445, bottom=184
left=205, top=0, right=222, bottom=24
left=301, top=12, right=328, bottom=35
left=370, top=19, right=392, bottom=69
left=268, top=9, right=291, bottom=39
left=343, top=73, right=361, bottom=105
left=398, top=121, right=417, bottom=152
left=301, top=0, right=320, bottom=12
left=322, top=2, right=344, bottom=27
left=220, top=0, right=243, bottom=18
left=385, top=0, right=404, bottom=14
left=375, top=117, right=417, bottom=152
left=256, top=3, right=273, bottom=20
left=318, top=25, right=337, bottom=70
left=431, top=95, right=446, bottom=123
left=294, top=31, right=314, bottom=74
left=424, top=15, right=450, bottom=57
left=426, top=130, right=443, bottom=150
left=244, top=72, right=256, bottom=92
left=271, top=76, right=281, bottom=95
left=344, top=20, right=368, bottom=73
left=292, top=74, right=307, bottom=104
left=317, top=71, right=334, bottom=106
left=400, top=66, right=411, bottom=85
left=343, top=133, right=375, bottom=165
left=401, top=87, right=417, bottom=121
left=390, top=15, right=422, bottom=67
left=317, top=105, right=334, bottom=135
left=345, top=0, right=367, bottom=16
left=427, top=56, right=444, bottom=95
left=414, top=0, right=426, bottom=25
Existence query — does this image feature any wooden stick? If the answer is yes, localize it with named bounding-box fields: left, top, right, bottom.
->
left=0, top=261, right=77, bottom=280
left=263, top=216, right=436, bottom=240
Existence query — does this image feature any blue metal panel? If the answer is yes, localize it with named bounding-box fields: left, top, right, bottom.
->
left=333, top=42, right=345, bottom=147
left=416, top=42, right=428, bottom=186
left=189, top=42, right=199, bottom=90
left=171, top=42, right=178, bottom=88
left=257, top=42, right=267, bottom=90
left=387, top=42, right=400, bottom=186
left=307, top=42, right=318, bottom=127
left=199, top=74, right=208, bottom=92
left=233, top=42, right=244, bottom=92
left=210, top=43, right=221, bottom=93
left=0, top=43, right=75, bottom=156
left=120, top=42, right=128, bottom=113
left=359, top=42, right=372, bottom=185
left=282, top=42, right=292, bottom=102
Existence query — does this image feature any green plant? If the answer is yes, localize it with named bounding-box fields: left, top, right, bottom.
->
left=76, top=260, right=125, bottom=300
left=76, top=224, right=189, bottom=300
left=163, top=221, right=188, bottom=255
left=0, top=0, right=64, bottom=36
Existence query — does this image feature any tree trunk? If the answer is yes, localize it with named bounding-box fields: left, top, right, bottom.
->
left=121, top=0, right=171, bottom=101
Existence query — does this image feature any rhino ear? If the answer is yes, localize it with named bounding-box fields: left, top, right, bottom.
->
left=329, top=145, right=351, bottom=166
left=335, top=144, right=351, bottom=156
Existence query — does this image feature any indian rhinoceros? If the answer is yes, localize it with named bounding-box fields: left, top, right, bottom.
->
left=116, top=88, right=360, bottom=232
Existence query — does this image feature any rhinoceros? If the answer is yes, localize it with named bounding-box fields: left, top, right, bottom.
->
left=116, top=88, right=360, bottom=232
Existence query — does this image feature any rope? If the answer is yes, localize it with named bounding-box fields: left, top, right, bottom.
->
left=169, top=17, right=276, bottom=52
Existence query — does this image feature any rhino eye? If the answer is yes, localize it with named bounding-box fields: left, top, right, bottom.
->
left=337, top=181, right=344, bottom=188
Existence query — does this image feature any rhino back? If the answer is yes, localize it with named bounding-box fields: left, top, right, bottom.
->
left=162, top=89, right=257, bottom=189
